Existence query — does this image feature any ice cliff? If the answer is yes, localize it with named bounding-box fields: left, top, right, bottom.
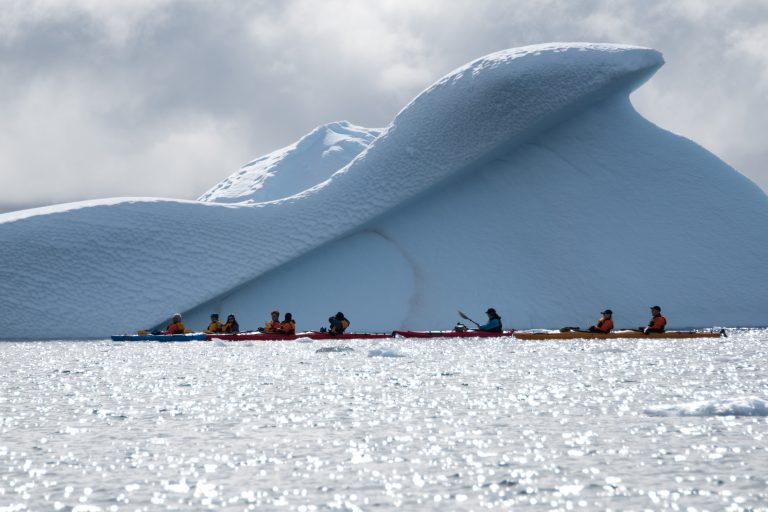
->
left=1, top=43, right=767, bottom=339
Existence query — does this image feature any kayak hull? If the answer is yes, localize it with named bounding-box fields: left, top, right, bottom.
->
left=513, top=330, right=724, bottom=340
left=208, top=331, right=391, bottom=341
left=392, top=330, right=517, bottom=338
left=111, top=333, right=208, bottom=342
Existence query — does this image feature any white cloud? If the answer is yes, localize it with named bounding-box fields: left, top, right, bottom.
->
left=0, top=0, right=766, bottom=212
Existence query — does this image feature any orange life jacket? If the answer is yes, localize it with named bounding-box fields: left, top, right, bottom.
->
left=165, top=321, right=185, bottom=334
left=595, top=318, right=614, bottom=333
left=280, top=320, right=296, bottom=335
left=265, top=319, right=281, bottom=333
left=649, top=315, right=667, bottom=330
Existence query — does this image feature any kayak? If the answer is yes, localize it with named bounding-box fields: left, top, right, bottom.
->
left=392, top=330, right=517, bottom=338
left=208, top=331, right=391, bottom=341
left=111, top=333, right=208, bottom=342
left=513, top=330, right=725, bottom=340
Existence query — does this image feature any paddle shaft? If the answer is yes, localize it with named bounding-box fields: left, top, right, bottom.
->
left=458, top=310, right=481, bottom=328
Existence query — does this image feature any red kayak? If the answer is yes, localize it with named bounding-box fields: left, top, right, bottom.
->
left=207, top=331, right=391, bottom=341
left=392, top=330, right=516, bottom=338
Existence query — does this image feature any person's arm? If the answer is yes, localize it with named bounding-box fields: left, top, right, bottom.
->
left=478, top=318, right=500, bottom=331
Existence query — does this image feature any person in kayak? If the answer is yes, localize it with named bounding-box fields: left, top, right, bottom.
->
left=264, top=310, right=282, bottom=333
left=329, top=312, right=350, bottom=335
left=279, top=313, right=296, bottom=335
left=222, top=314, right=240, bottom=334
left=640, top=306, right=666, bottom=334
left=588, top=309, right=614, bottom=333
left=163, top=313, right=186, bottom=334
left=204, top=313, right=223, bottom=333
left=477, top=308, right=502, bottom=332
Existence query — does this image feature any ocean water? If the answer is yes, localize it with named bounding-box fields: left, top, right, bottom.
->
left=1, top=329, right=767, bottom=511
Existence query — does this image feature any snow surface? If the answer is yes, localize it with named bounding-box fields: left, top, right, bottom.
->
left=1, top=42, right=767, bottom=339
left=198, top=121, right=382, bottom=203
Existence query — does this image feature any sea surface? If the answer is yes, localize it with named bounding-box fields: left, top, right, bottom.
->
left=1, top=329, right=767, bottom=511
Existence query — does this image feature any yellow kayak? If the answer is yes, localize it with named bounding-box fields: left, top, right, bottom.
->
left=513, top=329, right=725, bottom=340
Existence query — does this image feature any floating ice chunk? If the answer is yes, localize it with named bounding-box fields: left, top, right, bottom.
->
left=368, top=348, right=405, bottom=358
left=644, top=396, right=768, bottom=417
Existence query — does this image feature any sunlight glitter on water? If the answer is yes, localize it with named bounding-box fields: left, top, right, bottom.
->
left=1, top=329, right=767, bottom=511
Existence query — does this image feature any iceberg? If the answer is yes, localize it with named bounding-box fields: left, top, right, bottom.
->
left=1, top=43, right=766, bottom=339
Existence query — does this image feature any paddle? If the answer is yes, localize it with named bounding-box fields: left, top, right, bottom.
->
left=458, top=310, right=481, bottom=328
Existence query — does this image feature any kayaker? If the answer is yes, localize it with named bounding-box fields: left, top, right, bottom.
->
left=264, top=310, right=281, bottom=333
left=279, top=313, right=296, bottom=335
left=222, top=314, right=240, bottom=334
left=329, top=312, right=350, bottom=335
left=477, top=308, right=502, bottom=332
left=588, top=309, right=614, bottom=333
left=163, top=313, right=186, bottom=334
left=204, top=313, right=223, bottom=333
left=641, top=306, right=666, bottom=334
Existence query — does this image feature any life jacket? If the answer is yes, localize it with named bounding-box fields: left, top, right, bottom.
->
left=330, top=318, right=350, bottom=334
left=649, top=315, right=666, bottom=331
left=206, top=320, right=222, bottom=333
left=595, top=318, right=614, bottom=333
left=265, top=319, right=281, bottom=333
left=165, top=321, right=185, bottom=334
left=280, top=320, right=296, bottom=335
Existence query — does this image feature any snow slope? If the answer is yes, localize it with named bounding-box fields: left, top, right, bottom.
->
left=1, top=43, right=767, bottom=339
left=198, top=121, right=381, bottom=203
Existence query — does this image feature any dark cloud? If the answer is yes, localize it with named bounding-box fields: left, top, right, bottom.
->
left=0, top=0, right=765, bottom=212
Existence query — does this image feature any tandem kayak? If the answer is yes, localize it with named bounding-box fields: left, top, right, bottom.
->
left=111, top=333, right=208, bottom=342
left=512, top=330, right=726, bottom=340
left=207, top=331, right=392, bottom=341
left=392, top=330, right=517, bottom=338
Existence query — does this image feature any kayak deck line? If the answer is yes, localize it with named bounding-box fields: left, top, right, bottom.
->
left=208, top=331, right=392, bottom=341
left=111, top=333, right=208, bottom=342
left=512, top=330, right=725, bottom=340
left=391, top=330, right=517, bottom=338
left=110, top=329, right=726, bottom=342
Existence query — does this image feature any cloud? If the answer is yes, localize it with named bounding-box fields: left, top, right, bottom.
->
left=0, top=0, right=766, bottom=212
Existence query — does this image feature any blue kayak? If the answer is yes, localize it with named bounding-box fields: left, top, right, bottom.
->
left=111, top=333, right=208, bottom=342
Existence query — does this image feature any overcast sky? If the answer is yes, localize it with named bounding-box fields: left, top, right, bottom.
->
left=1, top=0, right=766, bottom=212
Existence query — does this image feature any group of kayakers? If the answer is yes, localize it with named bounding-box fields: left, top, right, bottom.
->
left=162, top=310, right=350, bottom=336
left=159, top=305, right=666, bottom=335
left=569, top=305, right=667, bottom=334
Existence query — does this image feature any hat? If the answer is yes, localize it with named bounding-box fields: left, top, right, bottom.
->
left=486, top=308, right=497, bottom=315
left=601, top=309, right=613, bottom=315
left=650, top=305, right=661, bottom=311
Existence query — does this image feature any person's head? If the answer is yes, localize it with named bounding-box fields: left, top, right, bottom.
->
left=172, top=313, right=182, bottom=322
left=486, top=308, right=497, bottom=317
left=227, top=314, right=236, bottom=321
left=335, top=312, right=344, bottom=320
left=284, top=313, right=292, bottom=321
left=601, top=309, right=613, bottom=317
left=210, top=313, right=219, bottom=320
left=651, top=306, right=661, bottom=315
left=271, top=310, right=280, bottom=319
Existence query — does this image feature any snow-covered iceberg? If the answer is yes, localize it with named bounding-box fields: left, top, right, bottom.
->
left=1, top=43, right=767, bottom=339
